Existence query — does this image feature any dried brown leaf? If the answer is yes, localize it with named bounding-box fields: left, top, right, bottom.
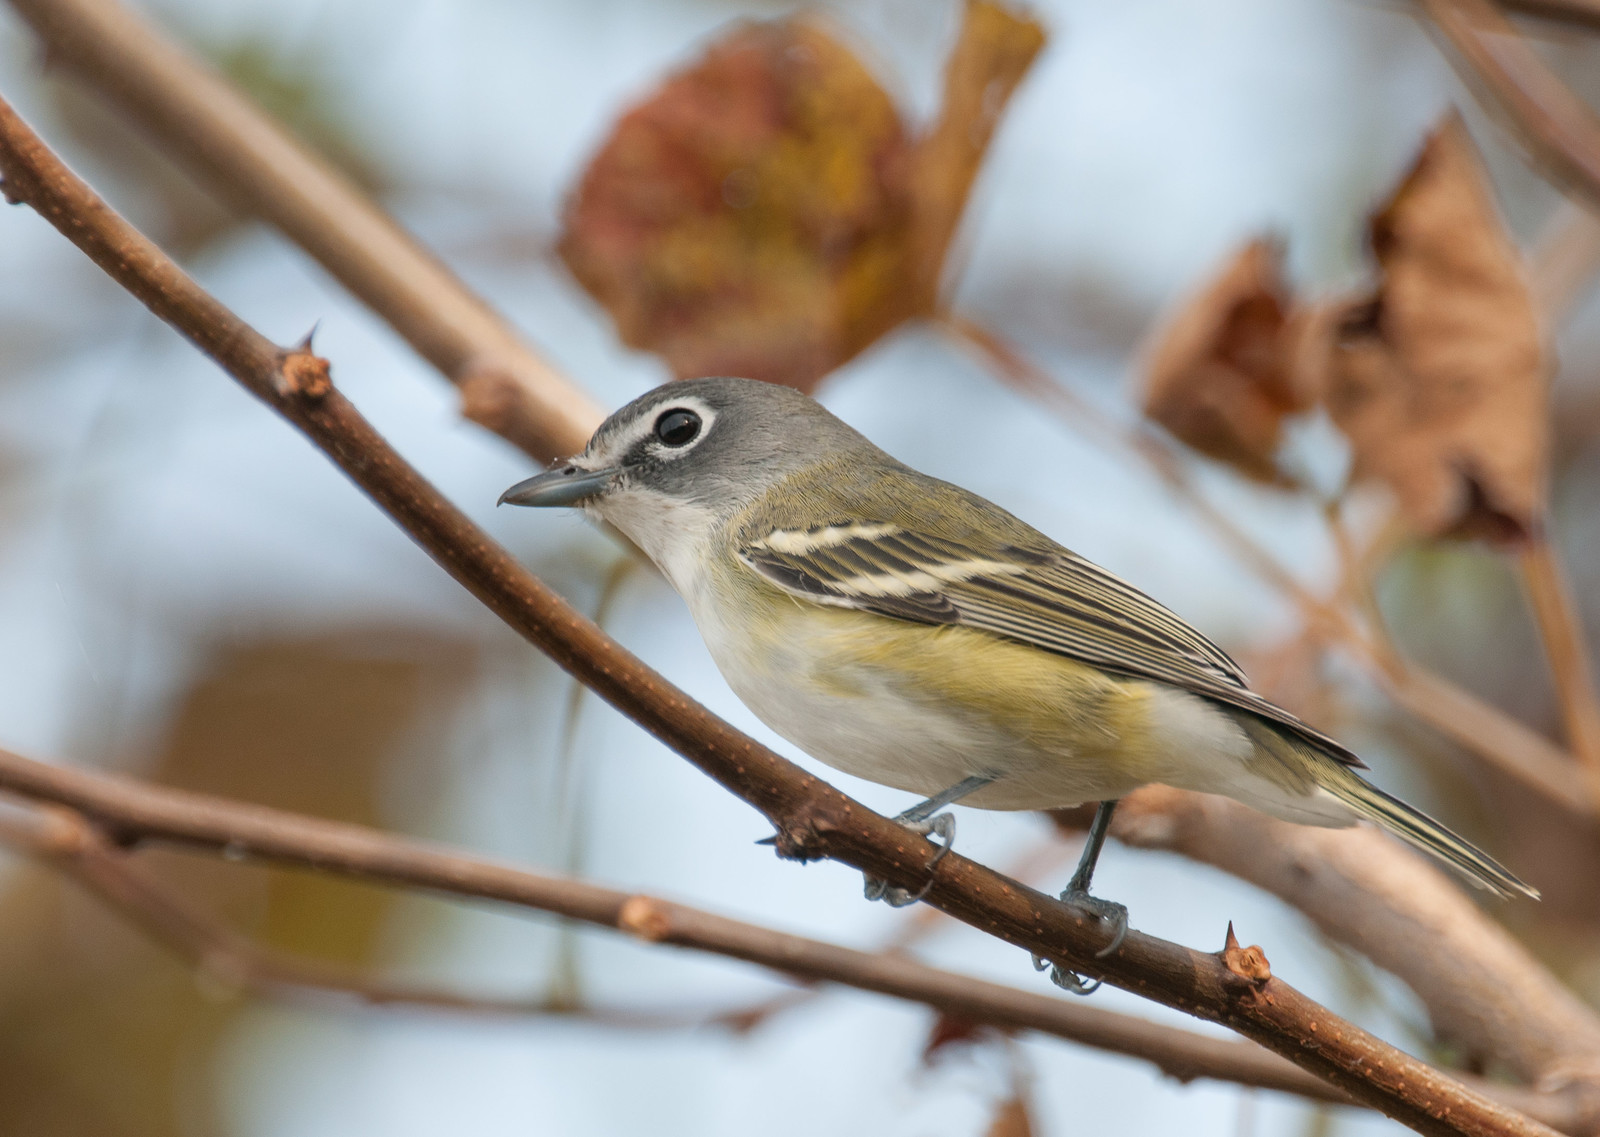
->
left=558, top=18, right=917, bottom=393
left=1325, top=114, right=1549, bottom=544
left=985, top=1096, right=1036, bottom=1137
left=1139, top=238, right=1312, bottom=482
left=558, top=3, right=1045, bottom=393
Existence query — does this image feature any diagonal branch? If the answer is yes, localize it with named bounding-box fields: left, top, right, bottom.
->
left=1419, top=0, right=1600, bottom=212
left=5, top=0, right=603, bottom=463
left=1518, top=530, right=1600, bottom=794
left=1500, top=0, right=1600, bottom=32
left=0, top=92, right=1558, bottom=1137
left=1083, top=787, right=1600, bottom=1101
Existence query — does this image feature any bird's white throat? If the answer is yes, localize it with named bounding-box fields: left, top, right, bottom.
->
left=591, top=486, right=722, bottom=600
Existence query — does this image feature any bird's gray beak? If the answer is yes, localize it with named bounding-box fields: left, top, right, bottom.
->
left=498, top=465, right=621, bottom=508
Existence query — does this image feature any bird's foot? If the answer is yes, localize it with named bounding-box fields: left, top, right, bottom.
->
left=863, top=812, right=956, bottom=908
left=1030, top=888, right=1130, bottom=996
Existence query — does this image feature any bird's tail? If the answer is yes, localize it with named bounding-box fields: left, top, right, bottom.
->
left=1316, top=768, right=1538, bottom=899
left=1237, top=716, right=1539, bottom=899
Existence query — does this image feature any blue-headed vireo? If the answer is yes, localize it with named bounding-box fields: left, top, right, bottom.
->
left=500, top=377, right=1536, bottom=993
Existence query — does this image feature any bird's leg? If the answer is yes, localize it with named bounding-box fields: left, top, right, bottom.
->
left=1033, top=799, right=1128, bottom=995
left=864, top=774, right=996, bottom=908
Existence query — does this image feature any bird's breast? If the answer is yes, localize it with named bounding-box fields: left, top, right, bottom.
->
left=683, top=567, right=1195, bottom=809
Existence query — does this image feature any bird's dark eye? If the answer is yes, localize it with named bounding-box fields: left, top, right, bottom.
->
left=654, top=408, right=701, bottom=447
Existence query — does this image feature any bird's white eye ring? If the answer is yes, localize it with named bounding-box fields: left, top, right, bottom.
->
left=654, top=408, right=701, bottom=447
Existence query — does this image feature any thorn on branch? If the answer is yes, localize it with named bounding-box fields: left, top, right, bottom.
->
left=1222, top=921, right=1272, bottom=985
left=293, top=321, right=321, bottom=353
left=276, top=349, right=332, bottom=401
left=765, top=813, right=832, bottom=863
left=618, top=895, right=672, bottom=942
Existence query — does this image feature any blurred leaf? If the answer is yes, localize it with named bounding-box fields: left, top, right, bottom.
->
left=984, top=1095, right=1036, bottom=1137
left=559, top=2, right=1044, bottom=393
left=1325, top=114, right=1548, bottom=545
left=1139, top=238, right=1313, bottom=482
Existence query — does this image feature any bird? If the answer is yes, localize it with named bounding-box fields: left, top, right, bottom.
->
left=499, top=376, right=1537, bottom=993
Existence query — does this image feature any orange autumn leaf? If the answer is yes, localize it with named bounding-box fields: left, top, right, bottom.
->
left=1140, top=238, right=1312, bottom=482
left=1325, top=114, right=1549, bottom=544
left=559, top=2, right=1044, bottom=393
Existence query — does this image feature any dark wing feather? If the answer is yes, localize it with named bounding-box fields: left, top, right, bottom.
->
left=738, top=521, right=1365, bottom=769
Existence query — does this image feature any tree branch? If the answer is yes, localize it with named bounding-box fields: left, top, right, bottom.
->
left=0, top=93, right=1562, bottom=1137
left=1518, top=530, right=1600, bottom=794
left=1500, top=0, right=1600, bottom=33
left=0, top=765, right=1346, bottom=1106
left=0, top=803, right=702, bottom=1026
left=5, top=0, right=604, bottom=463
left=4, top=762, right=1593, bottom=1131
left=1083, top=788, right=1600, bottom=1105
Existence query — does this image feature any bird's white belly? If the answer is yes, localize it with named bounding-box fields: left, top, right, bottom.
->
left=684, top=588, right=1151, bottom=810
left=724, top=638, right=1011, bottom=799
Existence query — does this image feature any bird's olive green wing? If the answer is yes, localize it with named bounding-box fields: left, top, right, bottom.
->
left=736, top=516, right=1365, bottom=769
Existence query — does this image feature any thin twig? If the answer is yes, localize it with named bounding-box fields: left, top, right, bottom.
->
left=941, top=312, right=1597, bottom=819
left=6, top=0, right=604, bottom=462
left=1419, top=0, right=1600, bottom=213
left=1499, top=0, right=1600, bottom=33
left=0, top=98, right=1557, bottom=1137
left=4, top=768, right=1592, bottom=1130
left=1528, top=199, right=1600, bottom=324
left=0, top=778, right=1348, bottom=1106
left=0, top=804, right=700, bottom=1026
left=1518, top=531, right=1600, bottom=796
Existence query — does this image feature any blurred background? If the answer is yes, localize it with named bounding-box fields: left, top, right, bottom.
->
left=1, top=0, right=1598, bottom=1134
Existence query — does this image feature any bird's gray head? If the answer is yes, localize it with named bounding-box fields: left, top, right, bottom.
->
left=498, top=378, right=873, bottom=580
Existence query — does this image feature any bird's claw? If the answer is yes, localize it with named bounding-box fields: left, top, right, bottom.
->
left=1032, top=952, right=1102, bottom=995
left=1030, top=889, right=1130, bottom=996
left=863, top=812, right=955, bottom=907
left=1063, top=888, right=1130, bottom=959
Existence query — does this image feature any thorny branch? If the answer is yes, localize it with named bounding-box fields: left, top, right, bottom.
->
left=0, top=95, right=1561, bottom=1137
left=0, top=763, right=1352, bottom=1107
left=5, top=759, right=1596, bottom=1130
left=1085, top=788, right=1600, bottom=1105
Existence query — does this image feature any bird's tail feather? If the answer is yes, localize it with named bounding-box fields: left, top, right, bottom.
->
left=1316, top=763, right=1539, bottom=900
